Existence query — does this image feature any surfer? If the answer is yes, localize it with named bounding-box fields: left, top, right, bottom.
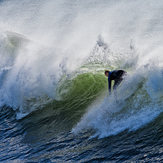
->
left=105, top=70, right=127, bottom=93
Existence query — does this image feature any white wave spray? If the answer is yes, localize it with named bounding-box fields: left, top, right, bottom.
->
left=0, top=0, right=163, bottom=123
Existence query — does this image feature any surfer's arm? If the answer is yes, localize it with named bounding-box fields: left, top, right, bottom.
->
left=108, top=76, right=111, bottom=93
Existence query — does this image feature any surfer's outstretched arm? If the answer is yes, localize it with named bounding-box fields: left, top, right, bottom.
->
left=108, top=77, right=111, bottom=93
left=105, top=70, right=112, bottom=93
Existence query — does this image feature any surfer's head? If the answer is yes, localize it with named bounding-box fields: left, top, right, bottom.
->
left=105, top=70, right=110, bottom=77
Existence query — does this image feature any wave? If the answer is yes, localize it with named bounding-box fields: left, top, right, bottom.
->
left=0, top=30, right=130, bottom=119
left=0, top=32, right=108, bottom=119
left=0, top=0, right=163, bottom=138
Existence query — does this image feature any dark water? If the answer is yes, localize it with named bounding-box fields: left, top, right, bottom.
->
left=1, top=105, right=163, bottom=162
left=0, top=0, right=163, bottom=162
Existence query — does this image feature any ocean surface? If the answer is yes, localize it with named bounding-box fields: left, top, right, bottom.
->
left=0, top=0, right=163, bottom=162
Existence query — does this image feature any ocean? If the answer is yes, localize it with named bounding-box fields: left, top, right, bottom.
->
left=0, top=0, right=163, bottom=162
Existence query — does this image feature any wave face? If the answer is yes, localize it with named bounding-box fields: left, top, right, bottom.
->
left=0, top=0, right=163, bottom=138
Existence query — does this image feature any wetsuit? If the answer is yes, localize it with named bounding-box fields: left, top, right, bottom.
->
left=108, top=70, right=126, bottom=92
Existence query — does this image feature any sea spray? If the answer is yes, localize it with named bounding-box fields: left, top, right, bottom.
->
left=0, top=0, right=163, bottom=123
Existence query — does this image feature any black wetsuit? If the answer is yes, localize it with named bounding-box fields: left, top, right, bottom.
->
left=108, top=70, right=126, bottom=92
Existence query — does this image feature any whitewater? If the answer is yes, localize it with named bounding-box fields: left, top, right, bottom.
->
left=0, top=0, right=163, bottom=162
